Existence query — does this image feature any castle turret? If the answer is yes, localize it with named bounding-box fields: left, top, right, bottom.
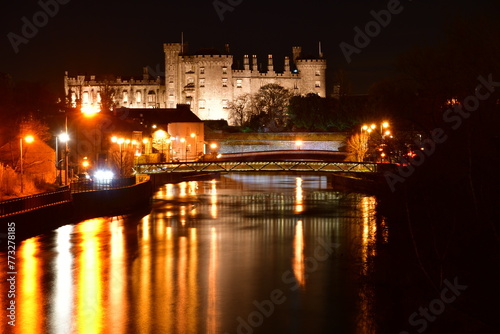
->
left=252, top=55, right=257, bottom=71
left=244, top=55, right=250, bottom=71
left=268, top=54, right=274, bottom=73
left=292, top=46, right=302, bottom=63
left=284, top=56, right=290, bottom=73
left=164, top=43, right=184, bottom=108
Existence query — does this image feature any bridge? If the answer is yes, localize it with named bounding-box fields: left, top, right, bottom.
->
left=135, top=161, right=380, bottom=174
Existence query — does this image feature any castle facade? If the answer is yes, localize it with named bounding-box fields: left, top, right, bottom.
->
left=64, top=43, right=326, bottom=123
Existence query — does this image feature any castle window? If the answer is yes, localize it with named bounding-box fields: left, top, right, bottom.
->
left=82, top=92, right=89, bottom=104
left=148, top=91, right=155, bottom=103
left=187, top=77, right=194, bottom=84
left=199, top=100, right=206, bottom=109
left=222, top=67, right=228, bottom=74
left=222, top=78, right=228, bottom=87
left=200, top=78, right=205, bottom=87
left=236, top=79, right=242, bottom=88
left=169, top=89, right=174, bottom=96
left=122, top=91, right=128, bottom=103
left=315, top=70, right=321, bottom=76
left=136, top=91, right=142, bottom=103
left=222, top=100, right=228, bottom=109
left=169, top=76, right=174, bottom=83
left=315, top=81, right=321, bottom=88
left=200, top=67, right=205, bottom=75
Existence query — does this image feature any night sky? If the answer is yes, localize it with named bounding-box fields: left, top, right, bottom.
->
left=0, top=0, right=496, bottom=95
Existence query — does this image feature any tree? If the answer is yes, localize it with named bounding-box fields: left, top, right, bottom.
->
left=228, top=93, right=252, bottom=126
left=98, top=76, right=117, bottom=115
left=345, top=132, right=368, bottom=162
left=287, top=93, right=332, bottom=131
left=252, top=84, right=292, bottom=131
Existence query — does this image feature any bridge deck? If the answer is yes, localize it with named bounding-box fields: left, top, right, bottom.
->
left=135, top=161, right=379, bottom=174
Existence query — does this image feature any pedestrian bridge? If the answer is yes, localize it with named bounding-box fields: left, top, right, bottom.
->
left=135, top=161, right=380, bottom=174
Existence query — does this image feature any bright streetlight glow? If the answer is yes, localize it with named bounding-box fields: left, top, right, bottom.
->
left=25, top=135, right=35, bottom=143
left=81, top=105, right=101, bottom=116
left=210, top=143, right=217, bottom=150
left=59, top=133, right=69, bottom=142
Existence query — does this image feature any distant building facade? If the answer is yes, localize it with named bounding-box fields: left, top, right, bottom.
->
left=64, top=43, right=326, bottom=123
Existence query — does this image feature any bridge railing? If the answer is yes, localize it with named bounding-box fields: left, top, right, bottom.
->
left=0, top=187, right=72, bottom=218
left=135, top=161, right=380, bottom=174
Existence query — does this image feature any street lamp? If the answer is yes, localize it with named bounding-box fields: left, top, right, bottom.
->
left=111, top=136, right=126, bottom=177
left=180, top=138, right=186, bottom=162
left=58, top=132, right=70, bottom=185
left=20, top=135, right=35, bottom=194
left=295, top=140, right=303, bottom=150
left=190, top=133, right=197, bottom=161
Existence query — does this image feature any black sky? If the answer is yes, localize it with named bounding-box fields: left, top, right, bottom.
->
left=0, top=0, right=496, bottom=95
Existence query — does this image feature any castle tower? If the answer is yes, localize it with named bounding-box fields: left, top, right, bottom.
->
left=164, top=43, right=183, bottom=108
left=292, top=46, right=302, bottom=63
left=295, top=56, right=327, bottom=97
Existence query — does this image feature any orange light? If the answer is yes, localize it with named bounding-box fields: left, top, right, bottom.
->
left=24, top=135, right=35, bottom=143
left=81, top=105, right=101, bottom=116
left=210, top=143, right=217, bottom=150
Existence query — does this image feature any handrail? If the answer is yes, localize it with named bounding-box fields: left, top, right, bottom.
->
left=135, top=161, right=380, bottom=174
left=0, top=187, right=71, bottom=217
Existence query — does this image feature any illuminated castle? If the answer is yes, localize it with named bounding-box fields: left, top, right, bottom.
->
left=64, top=43, right=326, bottom=123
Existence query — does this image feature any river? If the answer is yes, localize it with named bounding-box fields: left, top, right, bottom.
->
left=0, top=174, right=388, bottom=334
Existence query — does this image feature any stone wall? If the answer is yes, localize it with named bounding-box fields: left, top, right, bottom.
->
left=206, top=132, right=348, bottom=154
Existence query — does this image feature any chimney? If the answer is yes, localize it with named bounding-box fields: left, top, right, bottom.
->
left=244, top=55, right=250, bottom=71
left=143, top=66, right=149, bottom=80
left=268, top=54, right=274, bottom=72
left=252, top=55, right=257, bottom=71
left=284, top=56, right=290, bottom=73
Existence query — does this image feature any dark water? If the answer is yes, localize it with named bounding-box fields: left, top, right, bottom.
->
left=0, top=174, right=387, bottom=334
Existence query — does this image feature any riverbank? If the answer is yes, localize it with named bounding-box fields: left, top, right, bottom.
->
left=0, top=179, right=153, bottom=242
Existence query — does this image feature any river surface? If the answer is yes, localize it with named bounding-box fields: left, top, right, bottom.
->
left=0, top=174, right=388, bottom=334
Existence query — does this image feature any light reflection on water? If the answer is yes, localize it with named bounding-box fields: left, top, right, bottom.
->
left=0, top=174, right=387, bottom=334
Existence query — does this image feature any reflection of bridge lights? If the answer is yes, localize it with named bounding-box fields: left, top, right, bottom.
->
left=295, top=177, right=304, bottom=213
left=210, top=179, right=217, bottom=218
left=179, top=182, right=187, bottom=197
left=188, top=181, right=198, bottom=195
left=165, top=184, right=174, bottom=200
left=293, top=220, right=305, bottom=287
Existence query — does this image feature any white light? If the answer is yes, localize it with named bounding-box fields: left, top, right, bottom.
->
left=94, top=170, right=114, bottom=181
left=59, top=133, right=70, bottom=142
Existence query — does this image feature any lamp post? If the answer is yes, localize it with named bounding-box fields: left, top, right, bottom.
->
left=111, top=136, right=125, bottom=177
left=20, top=135, right=35, bottom=194
left=58, top=132, right=70, bottom=185
left=190, top=133, right=197, bottom=161
left=180, top=138, right=186, bottom=162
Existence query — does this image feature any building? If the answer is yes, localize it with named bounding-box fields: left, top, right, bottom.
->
left=123, top=104, right=204, bottom=162
left=64, top=43, right=326, bottom=124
